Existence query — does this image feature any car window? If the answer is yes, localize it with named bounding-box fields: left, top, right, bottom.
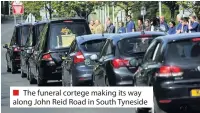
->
left=21, top=25, right=31, bottom=46
left=25, top=30, right=33, bottom=47
left=143, top=40, right=158, bottom=63
left=10, top=27, right=17, bottom=46
left=166, top=38, right=200, bottom=62
left=68, top=40, right=76, bottom=54
left=118, top=37, right=153, bottom=57
left=37, top=24, right=48, bottom=51
left=152, top=43, right=162, bottom=62
left=48, top=22, right=89, bottom=49
left=99, top=40, right=110, bottom=58
left=80, top=39, right=106, bottom=52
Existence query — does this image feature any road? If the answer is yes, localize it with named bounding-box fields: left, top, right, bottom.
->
left=1, top=20, right=136, bottom=113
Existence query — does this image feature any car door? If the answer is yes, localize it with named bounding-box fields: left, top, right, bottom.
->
left=33, top=24, right=48, bottom=77
left=7, top=27, right=17, bottom=66
left=21, top=26, right=33, bottom=71
left=135, top=40, right=161, bottom=86
left=64, top=40, right=77, bottom=84
left=93, top=40, right=111, bottom=85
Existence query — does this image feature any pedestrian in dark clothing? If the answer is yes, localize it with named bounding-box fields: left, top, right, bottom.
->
left=160, top=16, right=169, bottom=32
left=188, top=15, right=199, bottom=32
left=126, top=15, right=136, bottom=32
left=117, top=21, right=126, bottom=33
left=168, top=21, right=176, bottom=35
left=106, top=20, right=115, bottom=33
left=180, top=17, right=189, bottom=33
left=150, top=17, right=160, bottom=31
left=176, top=17, right=183, bottom=34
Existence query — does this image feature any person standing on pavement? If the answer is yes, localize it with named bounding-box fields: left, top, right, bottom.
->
left=94, top=20, right=104, bottom=34
left=167, top=21, right=176, bottom=35
left=178, top=17, right=189, bottom=33
left=89, top=20, right=95, bottom=34
left=144, top=19, right=151, bottom=31
left=136, top=17, right=143, bottom=31
left=106, top=19, right=115, bottom=33
left=126, top=15, right=136, bottom=32
left=188, top=15, right=199, bottom=32
left=150, top=17, right=160, bottom=31
left=117, top=21, right=126, bottom=33
left=159, top=16, right=169, bottom=32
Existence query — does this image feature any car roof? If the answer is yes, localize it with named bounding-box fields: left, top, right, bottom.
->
left=32, top=21, right=49, bottom=26
left=15, top=22, right=32, bottom=27
left=108, top=31, right=166, bottom=44
left=156, top=33, right=200, bottom=43
left=76, top=33, right=116, bottom=44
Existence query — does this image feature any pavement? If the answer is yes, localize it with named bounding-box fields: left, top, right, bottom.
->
left=1, top=20, right=136, bottom=113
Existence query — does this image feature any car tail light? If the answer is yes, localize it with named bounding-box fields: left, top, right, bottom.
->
left=42, top=53, right=52, bottom=61
left=192, top=38, right=200, bottom=42
left=73, top=51, right=85, bottom=64
left=112, top=58, right=129, bottom=68
left=13, top=47, right=20, bottom=52
left=156, top=66, right=183, bottom=77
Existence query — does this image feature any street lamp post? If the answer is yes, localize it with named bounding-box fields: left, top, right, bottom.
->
left=141, top=6, right=146, bottom=33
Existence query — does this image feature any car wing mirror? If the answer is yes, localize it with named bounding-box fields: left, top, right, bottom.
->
left=129, top=58, right=139, bottom=67
left=90, top=54, right=98, bottom=61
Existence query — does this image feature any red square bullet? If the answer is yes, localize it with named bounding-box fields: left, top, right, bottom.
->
left=13, top=90, right=19, bottom=96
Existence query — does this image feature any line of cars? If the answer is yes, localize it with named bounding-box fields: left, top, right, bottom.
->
left=3, top=18, right=200, bottom=113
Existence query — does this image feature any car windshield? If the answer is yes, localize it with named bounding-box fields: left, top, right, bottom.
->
left=166, top=38, right=200, bottom=62
left=21, top=25, right=31, bottom=46
left=49, top=22, right=88, bottom=49
left=118, top=37, right=153, bottom=57
left=80, top=39, right=106, bottom=52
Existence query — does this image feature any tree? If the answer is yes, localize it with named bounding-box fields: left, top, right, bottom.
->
left=23, top=1, right=45, bottom=20
left=115, top=1, right=135, bottom=16
left=177, top=1, right=200, bottom=20
left=163, top=1, right=179, bottom=20
left=66, top=1, right=98, bottom=20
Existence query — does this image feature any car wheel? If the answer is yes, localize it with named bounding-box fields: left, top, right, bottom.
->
left=29, top=67, right=37, bottom=84
left=105, top=76, right=109, bottom=86
left=69, top=73, right=73, bottom=86
left=27, top=66, right=30, bottom=80
left=21, top=68, right=27, bottom=78
left=61, top=70, right=66, bottom=86
left=37, top=69, right=47, bottom=86
left=154, top=95, right=168, bottom=113
left=7, top=63, right=11, bottom=72
left=11, top=61, right=17, bottom=74
left=135, top=108, right=149, bottom=113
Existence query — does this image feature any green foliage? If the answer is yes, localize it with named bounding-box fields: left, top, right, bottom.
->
left=177, top=1, right=200, bottom=19
left=115, top=1, right=135, bottom=16
left=163, top=1, right=179, bottom=19
left=23, top=1, right=45, bottom=20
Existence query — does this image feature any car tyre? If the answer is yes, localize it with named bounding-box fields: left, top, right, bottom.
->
left=7, top=63, right=11, bottom=72
left=27, top=66, right=30, bottom=80
left=28, top=67, right=37, bottom=84
left=135, top=108, right=149, bottom=113
left=62, top=70, right=66, bottom=86
left=37, top=69, right=47, bottom=86
left=11, top=61, right=17, bottom=74
left=105, top=75, right=109, bottom=86
left=154, top=95, right=168, bottom=113
left=21, top=69, right=27, bottom=78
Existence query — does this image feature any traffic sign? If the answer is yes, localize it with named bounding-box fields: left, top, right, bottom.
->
left=12, top=1, right=24, bottom=15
